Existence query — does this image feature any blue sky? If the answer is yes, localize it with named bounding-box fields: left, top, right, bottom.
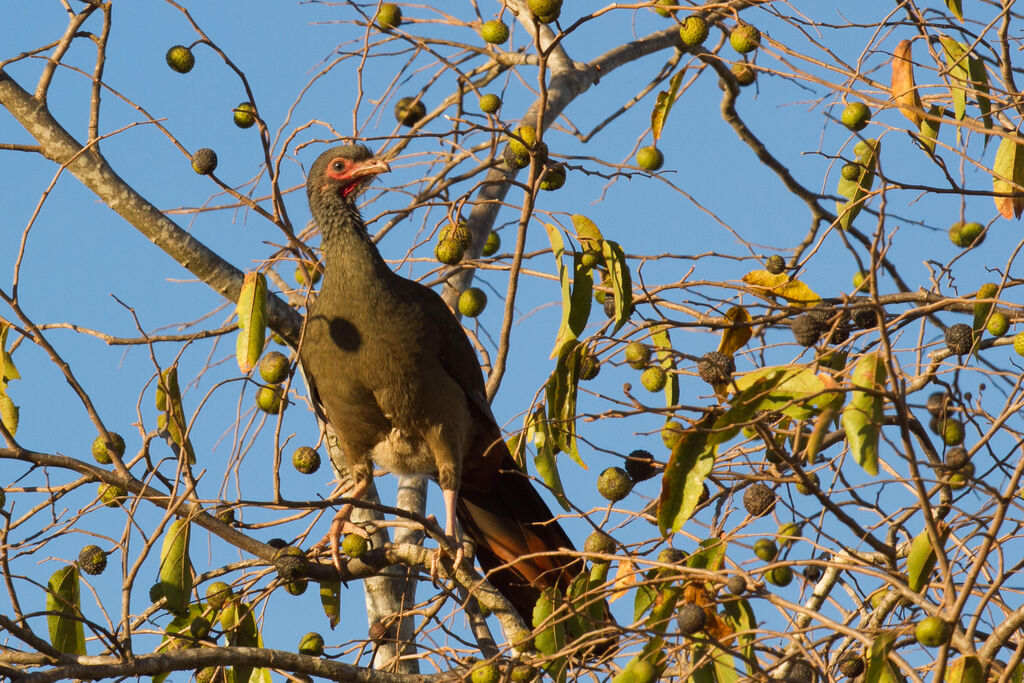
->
left=2, top=1, right=1022, bottom=679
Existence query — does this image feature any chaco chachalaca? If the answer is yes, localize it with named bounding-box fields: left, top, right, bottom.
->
left=299, top=144, right=584, bottom=624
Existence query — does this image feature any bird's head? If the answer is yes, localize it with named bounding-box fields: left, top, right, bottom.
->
left=307, top=144, right=390, bottom=207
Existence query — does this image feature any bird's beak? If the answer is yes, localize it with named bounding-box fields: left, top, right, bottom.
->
left=349, top=157, right=391, bottom=180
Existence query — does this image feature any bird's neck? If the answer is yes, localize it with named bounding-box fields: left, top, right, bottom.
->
left=315, top=202, right=395, bottom=309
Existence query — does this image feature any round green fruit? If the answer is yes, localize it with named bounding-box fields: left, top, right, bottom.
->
left=730, top=24, right=761, bottom=54
left=942, top=418, right=965, bottom=446
left=479, top=93, right=502, bottom=114
left=394, top=96, right=426, bottom=127
left=915, top=615, right=951, bottom=647
left=508, top=125, right=538, bottom=156
left=375, top=4, right=402, bottom=30
left=458, top=287, right=488, bottom=318
left=342, top=533, right=369, bottom=558
left=841, top=163, right=861, bottom=181
left=441, top=220, right=471, bottom=248
left=636, top=145, right=664, bottom=171
left=753, top=538, right=778, bottom=561
left=987, top=311, right=1010, bottom=337
left=233, top=102, right=256, bottom=129
left=732, top=63, right=756, bottom=86
left=584, top=530, right=616, bottom=556
left=852, top=270, right=867, bottom=288
left=99, top=483, right=127, bottom=508
left=256, top=385, right=284, bottom=414
left=165, top=45, right=195, bottom=74
left=948, top=462, right=974, bottom=489
left=624, top=341, right=652, bottom=369
left=191, top=148, right=217, bottom=175
left=292, top=446, right=321, bottom=475
left=482, top=231, right=500, bottom=256
left=949, top=221, right=985, bottom=248
left=471, top=663, right=501, bottom=683
left=1014, top=331, right=1024, bottom=356
left=794, top=472, right=820, bottom=495
left=841, top=102, right=871, bottom=131
left=662, top=421, right=685, bottom=450
left=298, top=631, right=325, bottom=656
left=295, top=262, right=321, bottom=286
left=766, top=565, right=793, bottom=586
left=206, top=581, right=233, bottom=609
left=92, top=432, right=125, bottom=464
left=480, top=19, right=510, bottom=44
left=653, top=0, right=675, bottom=17
left=259, top=351, right=290, bottom=384
left=641, top=366, right=667, bottom=392
left=678, top=15, right=709, bottom=47
left=434, top=239, right=464, bottom=265
left=528, top=0, right=562, bottom=23
left=581, top=249, right=602, bottom=268
left=597, top=466, right=633, bottom=502
left=510, top=664, right=536, bottom=683
left=540, top=165, right=565, bottom=191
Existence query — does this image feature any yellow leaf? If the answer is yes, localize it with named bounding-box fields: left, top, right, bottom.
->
left=892, top=39, right=922, bottom=127
left=718, top=306, right=752, bottom=356
left=236, top=272, right=268, bottom=373
left=993, top=134, right=1024, bottom=220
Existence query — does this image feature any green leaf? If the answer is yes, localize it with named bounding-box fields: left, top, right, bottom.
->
left=687, top=538, right=726, bottom=571
left=47, top=565, right=85, bottom=655
left=545, top=224, right=574, bottom=357
left=907, top=523, right=949, bottom=592
left=651, top=70, right=686, bottom=141
left=320, top=580, right=341, bottom=628
left=993, top=134, right=1024, bottom=220
left=154, top=605, right=209, bottom=681
left=159, top=519, right=192, bottom=615
left=732, top=366, right=844, bottom=421
left=157, top=365, right=195, bottom=464
left=658, top=419, right=715, bottom=536
left=712, top=646, right=741, bottom=683
left=570, top=214, right=605, bottom=245
left=0, top=390, right=19, bottom=437
left=938, top=37, right=968, bottom=123
left=946, top=657, right=982, bottom=683
left=236, top=272, right=268, bottom=373
left=0, top=323, right=16, bottom=382
left=640, top=586, right=680, bottom=658
left=650, top=326, right=678, bottom=407
left=633, top=573, right=657, bottom=622
left=864, top=631, right=897, bottom=683
left=918, top=106, right=942, bottom=154
left=836, top=139, right=880, bottom=229
left=722, top=597, right=756, bottom=669
left=221, top=601, right=259, bottom=683
left=527, top=408, right=570, bottom=511
left=533, top=587, right=568, bottom=683
left=841, top=353, right=886, bottom=476
left=601, top=240, right=632, bottom=334
left=545, top=341, right=587, bottom=466
left=967, top=56, right=992, bottom=131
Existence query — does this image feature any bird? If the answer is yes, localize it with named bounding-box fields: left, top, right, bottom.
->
left=298, top=144, right=589, bottom=627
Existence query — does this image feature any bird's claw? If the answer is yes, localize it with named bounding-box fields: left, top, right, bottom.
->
left=429, top=536, right=464, bottom=585
left=324, top=504, right=370, bottom=574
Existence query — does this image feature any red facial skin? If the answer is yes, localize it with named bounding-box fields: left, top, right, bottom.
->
left=323, top=156, right=390, bottom=197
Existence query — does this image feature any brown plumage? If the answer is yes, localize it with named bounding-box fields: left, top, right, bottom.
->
left=298, top=144, right=586, bottom=624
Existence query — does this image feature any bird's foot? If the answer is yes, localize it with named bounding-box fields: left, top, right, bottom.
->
left=318, top=504, right=370, bottom=574
left=429, top=536, right=465, bottom=586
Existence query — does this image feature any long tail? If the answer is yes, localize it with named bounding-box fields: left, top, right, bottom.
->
left=456, top=451, right=581, bottom=622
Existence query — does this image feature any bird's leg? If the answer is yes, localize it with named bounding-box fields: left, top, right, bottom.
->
left=325, top=478, right=371, bottom=574
left=429, top=466, right=464, bottom=581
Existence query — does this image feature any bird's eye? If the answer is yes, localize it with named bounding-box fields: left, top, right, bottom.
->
left=331, top=161, right=346, bottom=172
